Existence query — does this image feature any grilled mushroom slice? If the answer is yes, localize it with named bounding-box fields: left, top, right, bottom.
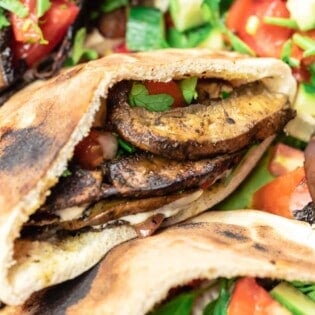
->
left=110, top=81, right=295, bottom=160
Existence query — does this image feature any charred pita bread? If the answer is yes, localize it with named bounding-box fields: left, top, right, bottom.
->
left=0, top=49, right=296, bottom=305
left=2, top=210, right=315, bottom=315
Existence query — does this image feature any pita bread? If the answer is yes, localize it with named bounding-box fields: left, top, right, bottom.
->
left=0, top=49, right=296, bottom=305
left=66, top=210, right=315, bottom=315
left=2, top=210, right=314, bottom=315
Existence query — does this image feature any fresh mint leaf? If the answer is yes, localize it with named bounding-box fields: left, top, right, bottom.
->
left=179, top=77, right=197, bottom=104
left=65, top=28, right=98, bottom=66
left=0, top=0, right=28, bottom=18
left=37, top=0, right=51, bottom=18
left=0, top=8, right=9, bottom=29
left=101, top=0, right=128, bottom=13
left=129, top=82, right=173, bottom=112
left=150, top=292, right=196, bottom=315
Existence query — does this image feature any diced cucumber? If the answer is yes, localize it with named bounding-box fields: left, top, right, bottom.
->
left=271, top=282, right=315, bottom=315
left=287, top=0, right=315, bottom=31
left=198, top=27, right=224, bottom=50
left=169, top=0, right=208, bottom=32
left=285, top=83, right=315, bottom=141
left=126, top=6, right=167, bottom=51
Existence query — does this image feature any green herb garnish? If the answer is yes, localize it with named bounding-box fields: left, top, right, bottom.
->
left=292, top=34, right=315, bottom=54
left=129, top=82, right=173, bottom=112
left=101, top=0, right=128, bottom=13
left=65, top=28, right=98, bottom=66
left=118, top=138, right=136, bottom=154
left=37, top=0, right=51, bottom=18
left=179, top=77, right=197, bottom=104
left=150, top=291, right=196, bottom=315
left=263, top=17, right=298, bottom=29
left=225, top=29, right=256, bottom=56
left=61, top=169, right=72, bottom=177
left=203, top=278, right=234, bottom=315
left=281, top=39, right=300, bottom=68
left=0, top=0, right=29, bottom=18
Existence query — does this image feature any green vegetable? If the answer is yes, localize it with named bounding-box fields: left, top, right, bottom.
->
left=202, top=0, right=220, bottom=27
left=61, top=169, right=72, bottom=177
left=129, top=82, right=173, bottom=112
left=217, top=146, right=275, bottom=210
left=271, top=282, right=315, bottom=315
left=263, top=17, right=298, bottom=29
left=203, top=279, right=233, bottom=315
left=167, top=24, right=213, bottom=49
left=118, top=138, right=135, bottom=154
left=281, top=39, right=300, bottom=68
left=0, top=8, right=9, bottom=29
left=287, top=0, right=315, bottom=31
left=170, top=0, right=209, bottom=32
left=225, top=29, right=256, bottom=56
left=65, top=28, right=98, bottom=66
left=291, top=282, right=315, bottom=302
left=198, top=26, right=224, bottom=50
left=101, top=0, right=128, bottom=13
left=150, top=291, right=196, bottom=315
left=126, top=6, right=168, bottom=51
left=36, top=0, right=51, bottom=18
left=179, top=77, right=197, bottom=104
left=0, top=0, right=28, bottom=18
left=292, top=33, right=315, bottom=58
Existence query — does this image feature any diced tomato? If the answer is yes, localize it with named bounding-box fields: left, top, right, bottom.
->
left=144, top=81, right=185, bottom=108
left=228, top=277, right=290, bottom=315
left=74, top=130, right=118, bottom=170
left=113, top=42, right=130, bottom=53
left=12, top=0, right=79, bottom=66
left=10, top=0, right=39, bottom=43
left=226, top=0, right=293, bottom=58
left=268, top=143, right=304, bottom=177
left=251, top=167, right=312, bottom=218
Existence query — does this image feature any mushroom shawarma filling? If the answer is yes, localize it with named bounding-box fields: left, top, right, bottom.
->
left=21, top=78, right=295, bottom=240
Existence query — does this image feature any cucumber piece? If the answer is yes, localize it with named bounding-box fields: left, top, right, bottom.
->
left=271, top=282, right=315, bottom=315
left=198, top=27, right=224, bottom=50
left=287, top=0, right=315, bottom=31
left=126, top=6, right=167, bottom=51
left=169, top=0, right=208, bottom=32
left=285, top=83, right=315, bottom=141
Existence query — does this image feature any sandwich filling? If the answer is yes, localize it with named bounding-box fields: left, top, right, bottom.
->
left=21, top=78, right=295, bottom=240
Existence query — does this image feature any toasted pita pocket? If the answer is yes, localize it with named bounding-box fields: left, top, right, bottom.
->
left=2, top=210, right=315, bottom=315
left=0, top=49, right=296, bottom=305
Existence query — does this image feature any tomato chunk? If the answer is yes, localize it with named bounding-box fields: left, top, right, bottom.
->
left=74, top=130, right=118, bottom=170
left=251, top=167, right=312, bottom=218
left=12, top=0, right=79, bottom=66
left=228, top=277, right=290, bottom=315
left=144, top=81, right=185, bottom=108
left=226, top=0, right=293, bottom=58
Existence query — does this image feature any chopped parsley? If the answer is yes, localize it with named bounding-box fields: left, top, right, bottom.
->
left=129, top=82, right=174, bottom=112
left=64, top=28, right=98, bottom=66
